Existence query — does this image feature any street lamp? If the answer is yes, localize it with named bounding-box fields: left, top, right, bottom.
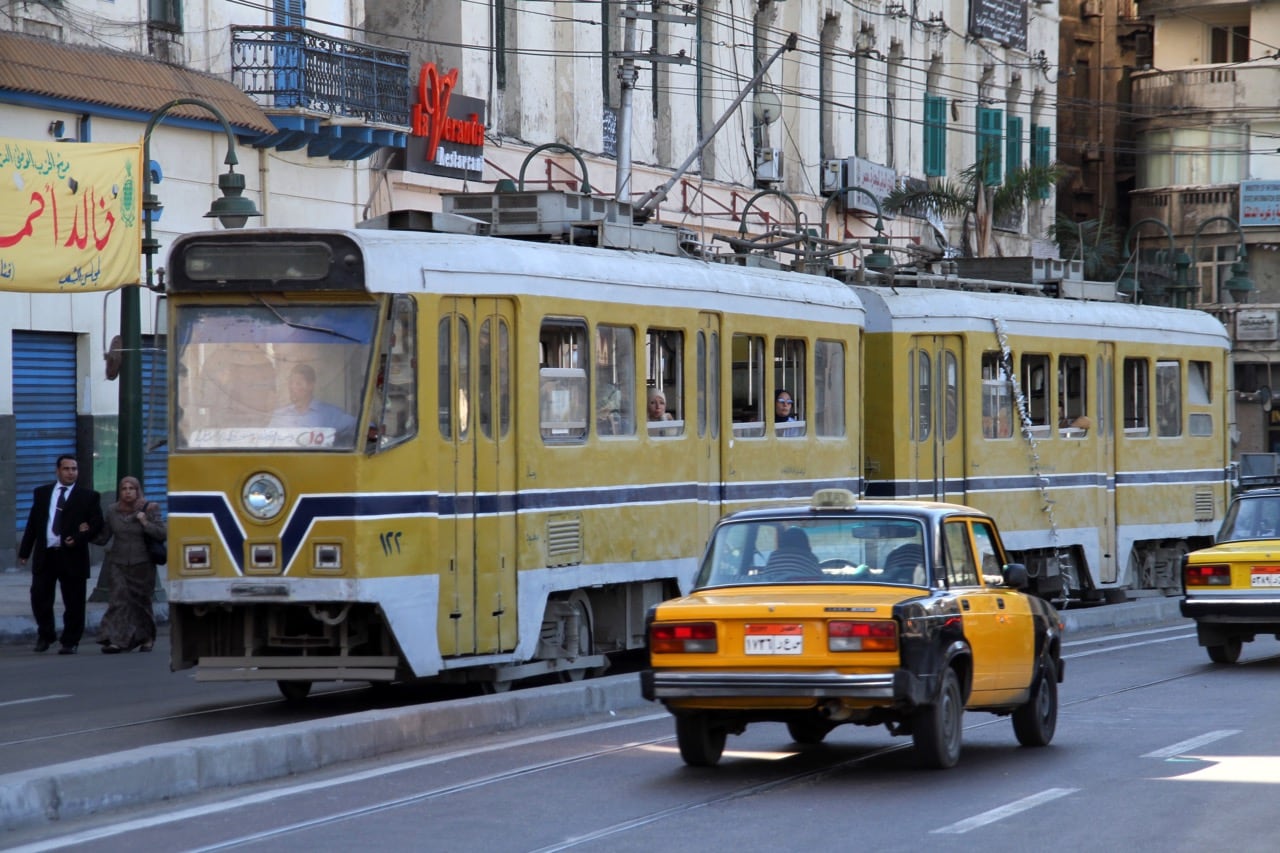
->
left=1118, top=218, right=1179, bottom=305
left=120, top=98, right=261, bottom=487
left=1191, top=215, right=1253, bottom=304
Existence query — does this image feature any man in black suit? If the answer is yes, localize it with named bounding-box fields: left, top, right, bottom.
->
left=18, top=454, right=104, bottom=654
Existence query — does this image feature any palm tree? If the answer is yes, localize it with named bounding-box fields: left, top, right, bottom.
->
left=882, top=158, right=1062, bottom=258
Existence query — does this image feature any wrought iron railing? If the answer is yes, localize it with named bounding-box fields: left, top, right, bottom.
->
left=231, top=26, right=410, bottom=126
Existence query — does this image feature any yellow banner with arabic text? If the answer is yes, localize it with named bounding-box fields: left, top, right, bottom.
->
left=0, top=138, right=142, bottom=292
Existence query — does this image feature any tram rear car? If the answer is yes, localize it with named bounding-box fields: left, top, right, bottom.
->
left=163, top=207, right=866, bottom=697
left=856, top=282, right=1231, bottom=602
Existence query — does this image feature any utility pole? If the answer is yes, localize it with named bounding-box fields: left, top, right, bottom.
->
left=613, top=1, right=694, bottom=201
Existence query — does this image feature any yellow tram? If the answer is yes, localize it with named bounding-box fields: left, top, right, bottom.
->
left=164, top=193, right=864, bottom=697
left=856, top=281, right=1232, bottom=601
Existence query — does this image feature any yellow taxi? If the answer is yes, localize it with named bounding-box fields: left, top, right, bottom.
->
left=1181, top=487, right=1280, bottom=664
left=640, top=489, right=1064, bottom=769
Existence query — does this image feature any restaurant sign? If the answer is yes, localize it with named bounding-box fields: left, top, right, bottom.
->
left=404, top=63, right=486, bottom=181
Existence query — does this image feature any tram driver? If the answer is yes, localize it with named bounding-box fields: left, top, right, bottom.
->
left=269, top=363, right=358, bottom=445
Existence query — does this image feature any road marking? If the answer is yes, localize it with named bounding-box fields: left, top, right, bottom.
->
left=931, top=788, right=1078, bottom=834
left=0, top=694, right=71, bottom=708
left=1063, top=624, right=1190, bottom=648
left=6, top=711, right=671, bottom=853
left=1063, top=631, right=1194, bottom=659
left=1143, top=730, right=1240, bottom=759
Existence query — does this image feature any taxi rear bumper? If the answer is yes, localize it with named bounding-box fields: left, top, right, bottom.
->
left=640, top=668, right=930, bottom=706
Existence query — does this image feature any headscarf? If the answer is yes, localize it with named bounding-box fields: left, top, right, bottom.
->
left=113, top=476, right=149, bottom=516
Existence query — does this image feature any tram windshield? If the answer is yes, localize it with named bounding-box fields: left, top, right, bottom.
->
left=173, top=303, right=378, bottom=451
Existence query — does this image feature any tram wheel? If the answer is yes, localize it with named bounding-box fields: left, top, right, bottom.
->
left=277, top=680, right=312, bottom=704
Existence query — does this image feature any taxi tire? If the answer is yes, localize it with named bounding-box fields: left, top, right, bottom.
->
left=1012, top=654, right=1058, bottom=747
left=676, top=713, right=727, bottom=767
left=786, top=717, right=836, bottom=745
left=912, top=667, right=962, bottom=769
left=1206, top=637, right=1242, bottom=664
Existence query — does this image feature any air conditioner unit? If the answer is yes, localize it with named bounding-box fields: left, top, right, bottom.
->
left=150, top=31, right=185, bottom=65
left=755, top=147, right=784, bottom=183
left=820, top=159, right=844, bottom=195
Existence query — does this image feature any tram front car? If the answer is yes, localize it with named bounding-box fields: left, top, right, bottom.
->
left=165, top=230, right=422, bottom=701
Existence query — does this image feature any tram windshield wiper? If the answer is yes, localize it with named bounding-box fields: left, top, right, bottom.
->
left=252, top=293, right=362, bottom=342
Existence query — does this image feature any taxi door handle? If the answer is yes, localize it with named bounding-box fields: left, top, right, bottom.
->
left=997, top=598, right=1006, bottom=609
left=960, top=599, right=971, bottom=611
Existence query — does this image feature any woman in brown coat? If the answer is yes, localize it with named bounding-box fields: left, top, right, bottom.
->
left=94, top=476, right=166, bottom=653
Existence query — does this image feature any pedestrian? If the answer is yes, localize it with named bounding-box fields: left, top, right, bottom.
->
left=94, top=476, right=166, bottom=653
left=18, top=454, right=105, bottom=654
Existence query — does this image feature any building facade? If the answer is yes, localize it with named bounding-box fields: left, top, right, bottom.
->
left=0, top=0, right=1061, bottom=564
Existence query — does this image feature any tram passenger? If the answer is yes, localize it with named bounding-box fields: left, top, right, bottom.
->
left=269, top=363, right=358, bottom=445
left=647, top=389, right=677, bottom=436
left=775, top=389, right=802, bottom=437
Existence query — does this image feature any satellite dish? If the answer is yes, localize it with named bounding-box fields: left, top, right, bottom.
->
left=753, top=91, right=782, bottom=125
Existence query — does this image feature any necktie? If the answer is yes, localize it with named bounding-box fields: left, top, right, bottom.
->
left=53, top=486, right=66, bottom=538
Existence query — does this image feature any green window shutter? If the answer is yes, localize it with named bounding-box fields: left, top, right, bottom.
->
left=924, top=94, right=947, bottom=177
left=978, top=107, right=1003, bottom=185
left=1032, top=125, right=1051, bottom=198
left=1006, top=115, right=1023, bottom=173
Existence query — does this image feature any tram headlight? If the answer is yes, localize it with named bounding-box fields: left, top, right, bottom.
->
left=242, top=472, right=285, bottom=521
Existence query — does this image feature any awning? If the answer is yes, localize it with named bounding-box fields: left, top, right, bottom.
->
left=0, top=30, right=274, bottom=136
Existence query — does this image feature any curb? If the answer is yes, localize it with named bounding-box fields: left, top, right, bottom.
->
left=0, top=672, right=652, bottom=832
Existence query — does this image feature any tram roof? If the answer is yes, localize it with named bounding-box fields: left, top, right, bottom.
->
left=852, top=282, right=1230, bottom=349
left=249, top=225, right=868, bottom=324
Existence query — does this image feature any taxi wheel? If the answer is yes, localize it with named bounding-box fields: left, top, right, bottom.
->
left=1012, top=654, right=1058, bottom=747
left=1206, top=638, right=1242, bottom=664
left=676, top=714, right=727, bottom=767
left=912, top=668, right=962, bottom=769
left=277, top=680, right=312, bottom=704
left=787, top=717, right=836, bottom=745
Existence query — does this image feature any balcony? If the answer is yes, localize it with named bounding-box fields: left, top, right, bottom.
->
left=231, top=26, right=410, bottom=160
left=1130, top=185, right=1238, bottom=236
left=1132, top=62, right=1280, bottom=119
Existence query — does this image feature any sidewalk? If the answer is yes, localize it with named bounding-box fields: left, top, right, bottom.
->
left=0, top=565, right=168, bottom=645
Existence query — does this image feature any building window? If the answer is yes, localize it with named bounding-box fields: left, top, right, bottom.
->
left=1210, top=25, right=1249, bottom=63
left=1031, top=124, right=1051, bottom=198
left=924, top=93, right=947, bottom=177
left=1006, top=115, right=1023, bottom=172
left=978, top=107, right=1003, bottom=185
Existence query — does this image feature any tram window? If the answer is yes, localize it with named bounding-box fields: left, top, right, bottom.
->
left=1020, top=354, right=1050, bottom=431
left=173, top=303, right=376, bottom=452
left=815, top=340, right=845, bottom=437
left=539, top=320, right=588, bottom=443
left=371, top=296, right=417, bottom=451
left=1189, top=360, right=1212, bottom=436
left=731, top=333, right=766, bottom=437
left=438, top=318, right=451, bottom=439
left=914, top=350, right=931, bottom=441
left=1058, top=355, right=1088, bottom=435
left=457, top=318, right=471, bottom=441
left=1123, top=358, right=1150, bottom=435
left=1156, top=360, right=1182, bottom=437
left=774, top=337, right=806, bottom=438
left=596, top=325, right=636, bottom=437
left=709, top=331, right=720, bottom=440
left=478, top=317, right=511, bottom=439
left=943, top=350, right=959, bottom=441
left=646, top=328, right=684, bottom=437
left=943, top=521, right=979, bottom=587
left=981, top=352, right=1013, bottom=439
left=697, top=332, right=706, bottom=438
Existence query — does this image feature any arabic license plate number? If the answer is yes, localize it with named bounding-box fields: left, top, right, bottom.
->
left=744, top=624, right=803, bottom=655
left=1251, top=568, right=1280, bottom=587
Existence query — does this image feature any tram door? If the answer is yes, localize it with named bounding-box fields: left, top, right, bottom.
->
left=698, top=314, right=723, bottom=539
left=911, top=335, right=965, bottom=502
left=1096, top=343, right=1119, bottom=583
left=438, top=298, right=518, bottom=657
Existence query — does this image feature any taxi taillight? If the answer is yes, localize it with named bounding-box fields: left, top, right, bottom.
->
left=1185, top=564, right=1231, bottom=586
left=828, top=620, right=898, bottom=652
left=651, top=622, right=718, bottom=654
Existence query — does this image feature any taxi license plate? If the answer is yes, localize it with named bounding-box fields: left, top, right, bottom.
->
left=1251, top=567, right=1280, bottom=587
left=744, top=624, right=803, bottom=655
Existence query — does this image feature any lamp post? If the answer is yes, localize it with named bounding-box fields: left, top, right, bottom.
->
left=121, top=99, right=261, bottom=487
left=821, top=185, right=893, bottom=273
left=1191, top=215, right=1253, bottom=304
left=1118, top=217, right=1181, bottom=305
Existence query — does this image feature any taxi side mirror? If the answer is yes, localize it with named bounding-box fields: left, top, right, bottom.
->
left=1002, top=563, right=1029, bottom=589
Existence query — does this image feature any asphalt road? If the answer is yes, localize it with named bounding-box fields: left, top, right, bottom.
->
left=8, top=619, right=1280, bottom=852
